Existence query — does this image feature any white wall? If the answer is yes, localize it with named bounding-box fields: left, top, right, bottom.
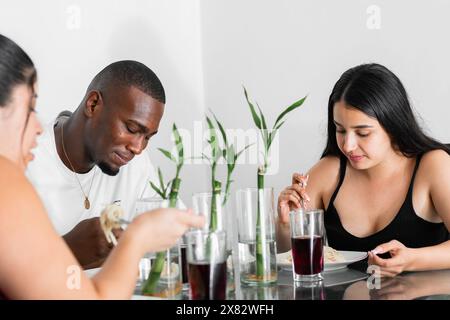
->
left=0, top=0, right=208, bottom=203
left=200, top=0, right=450, bottom=199
left=1, top=0, right=449, bottom=206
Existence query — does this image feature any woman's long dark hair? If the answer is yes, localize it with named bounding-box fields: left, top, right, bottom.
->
left=0, top=34, right=37, bottom=141
left=322, top=63, right=450, bottom=158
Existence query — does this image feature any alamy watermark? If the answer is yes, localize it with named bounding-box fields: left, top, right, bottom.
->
left=366, top=265, right=381, bottom=289
left=366, top=5, right=381, bottom=30
left=169, top=121, right=281, bottom=175
left=66, top=4, right=82, bottom=30
left=66, top=265, right=81, bottom=290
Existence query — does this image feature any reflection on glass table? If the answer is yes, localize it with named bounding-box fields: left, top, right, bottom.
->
left=233, top=267, right=368, bottom=300
left=86, top=263, right=450, bottom=300
left=343, top=270, right=450, bottom=300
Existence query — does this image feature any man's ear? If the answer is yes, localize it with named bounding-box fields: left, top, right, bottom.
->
left=84, top=90, right=102, bottom=118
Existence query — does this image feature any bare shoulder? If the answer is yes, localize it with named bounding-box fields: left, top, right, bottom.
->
left=420, top=149, right=450, bottom=176
left=418, top=150, right=450, bottom=222
left=306, top=156, right=341, bottom=201
left=0, top=157, right=26, bottom=187
left=0, top=158, right=86, bottom=299
left=0, top=157, right=43, bottom=219
left=308, top=156, right=341, bottom=181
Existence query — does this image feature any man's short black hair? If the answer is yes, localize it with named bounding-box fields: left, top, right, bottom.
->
left=87, top=60, right=165, bottom=104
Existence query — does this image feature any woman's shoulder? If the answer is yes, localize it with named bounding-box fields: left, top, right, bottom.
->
left=307, top=156, right=341, bottom=191
left=420, top=149, right=450, bottom=174
left=0, top=156, right=23, bottom=181
left=422, top=148, right=450, bottom=160
left=305, top=156, right=342, bottom=208
left=0, top=157, right=36, bottom=208
left=416, top=150, right=450, bottom=190
left=309, top=155, right=341, bottom=177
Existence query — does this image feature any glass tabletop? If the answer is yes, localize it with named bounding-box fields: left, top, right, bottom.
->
left=85, top=265, right=450, bottom=300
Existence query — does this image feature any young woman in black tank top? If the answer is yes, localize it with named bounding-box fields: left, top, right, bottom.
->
left=277, top=64, right=450, bottom=277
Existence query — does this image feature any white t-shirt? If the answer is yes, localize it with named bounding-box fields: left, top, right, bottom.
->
left=26, top=120, right=157, bottom=235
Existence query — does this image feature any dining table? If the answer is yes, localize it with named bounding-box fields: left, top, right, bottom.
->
left=119, top=264, right=450, bottom=300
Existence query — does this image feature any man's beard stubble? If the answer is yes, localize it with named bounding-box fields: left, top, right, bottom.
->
left=98, top=161, right=120, bottom=176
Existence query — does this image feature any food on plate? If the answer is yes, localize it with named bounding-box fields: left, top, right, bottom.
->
left=100, top=202, right=124, bottom=246
left=283, top=246, right=345, bottom=264
left=324, top=246, right=345, bottom=263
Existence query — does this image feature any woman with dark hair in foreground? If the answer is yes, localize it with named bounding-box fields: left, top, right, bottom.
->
left=0, top=34, right=204, bottom=299
left=277, top=63, right=450, bottom=277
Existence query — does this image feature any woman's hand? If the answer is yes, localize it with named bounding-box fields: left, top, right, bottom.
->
left=368, top=240, right=416, bottom=277
left=130, top=208, right=205, bottom=254
left=277, top=173, right=310, bottom=224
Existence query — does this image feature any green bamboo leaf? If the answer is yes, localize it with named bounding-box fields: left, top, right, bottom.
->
left=267, top=132, right=274, bottom=150
left=206, top=116, right=217, bottom=145
left=201, top=153, right=211, bottom=162
left=256, top=102, right=267, bottom=130
left=158, top=148, right=176, bottom=163
left=172, top=123, right=181, bottom=144
left=206, top=116, right=221, bottom=162
left=268, top=120, right=286, bottom=149
left=172, top=123, right=184, bottom=166
left=150, top=181, right=166, bottom=199
left=172, top=123, right=183, bottom=149
left=273, top=95, right=307, bottom=129
left=164, top=179, right=172, bottom=196
left=274, top=120, right=286, bottom=131
left=211, top=111, right=228, bottom=147
left=226, top=144, right=235, bottom=166
left=243, top=86, right=262, bottom=129
left=177, top=144, right=184, bottom=165
left=213, top=179, right=222, bottom=191
left=157, top=167, right=165, bottom=190
left=256, top=102, right=269, bottom=152
left=236, top=143, right=254, bottom=158
left=206, top=115, right=215, bottom=131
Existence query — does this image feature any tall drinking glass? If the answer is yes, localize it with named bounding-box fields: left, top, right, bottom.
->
left=236, top=188, right=277, bottom=285
left=135, top=197, right=182, bottom=298
left=192, top=192, right=236, bottom=297
left=186, top=230, right=227, bottom=300
left=289, top=209, right=324, bottom=282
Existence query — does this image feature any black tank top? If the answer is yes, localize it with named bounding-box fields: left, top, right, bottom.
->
left=325, top=154, right=448, bottom=254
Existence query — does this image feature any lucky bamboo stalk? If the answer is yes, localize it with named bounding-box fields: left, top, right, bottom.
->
left=205, top=113, right=253, bottom=230
left=142, top=123, right=184, bottom=295
left=204, top=116, right=223, bottom=231
left=244, top=86, right=307, bottom=279
left=210, top=112, right=253, bottom=207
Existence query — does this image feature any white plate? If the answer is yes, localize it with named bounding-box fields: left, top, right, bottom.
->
left=277, top=250, right=368, bottom=272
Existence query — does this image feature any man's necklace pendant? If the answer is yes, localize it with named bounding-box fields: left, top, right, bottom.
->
left=84, top=197, right=91, bottom=210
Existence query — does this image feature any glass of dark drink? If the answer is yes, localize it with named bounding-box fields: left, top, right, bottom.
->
left=180, top=240, right=189, bottom=291
left=186, top=230, right=227, bottom=300
left=289, top=209, right=324, bottom=282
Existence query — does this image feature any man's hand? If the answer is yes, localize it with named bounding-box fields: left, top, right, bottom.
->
left=63, top=217, right=123, bottom=269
